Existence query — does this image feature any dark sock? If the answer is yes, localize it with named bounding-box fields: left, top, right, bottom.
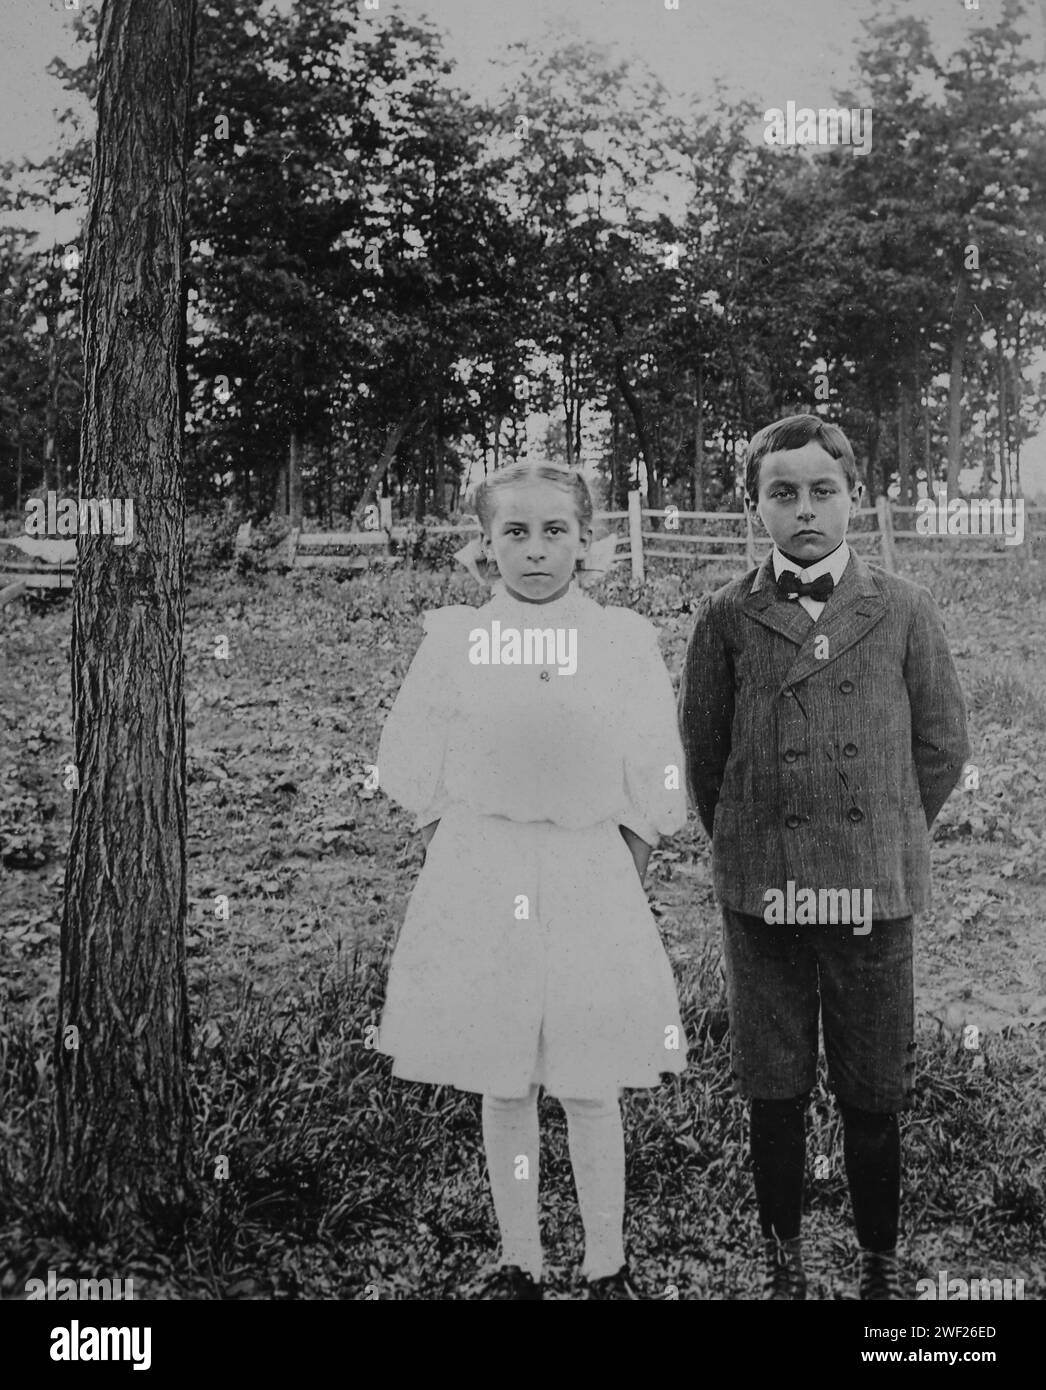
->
left=839, top=1101, right=900, bottom=1252
left=750, top=1095, right=808, bottom=1241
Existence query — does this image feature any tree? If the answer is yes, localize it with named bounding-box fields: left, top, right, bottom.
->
left=46, top=0, right=197, bottom=1226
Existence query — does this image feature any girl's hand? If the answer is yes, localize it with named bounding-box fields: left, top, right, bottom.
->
left=619, top=826, right=653, bottom=885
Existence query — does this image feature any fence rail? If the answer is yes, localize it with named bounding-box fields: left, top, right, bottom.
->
left=277, top=493, right=1039, bottom=581
left=3, top=495, right=1042, bottom=595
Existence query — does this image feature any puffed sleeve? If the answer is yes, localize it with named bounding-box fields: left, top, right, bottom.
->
left=377, top=606, right=469, bottom=830
left=615, top=610, right=689, bottom=846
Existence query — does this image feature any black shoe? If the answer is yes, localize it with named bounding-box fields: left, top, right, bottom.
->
left=763, top=1236, right=807, bottom=1300
left=479, top=1264, right=543, bottom=1300
left=860, top=1249, right=904, bottom=1301
left=585, top=1265, right=642, bottom=1300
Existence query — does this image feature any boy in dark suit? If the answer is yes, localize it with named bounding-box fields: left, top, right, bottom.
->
left=678, top=415, right=969, bottom=1300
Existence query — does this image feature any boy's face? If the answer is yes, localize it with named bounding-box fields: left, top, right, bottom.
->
left=748, top=442, right=862, bottom=565
left=483, top=481, right=591, bottom=604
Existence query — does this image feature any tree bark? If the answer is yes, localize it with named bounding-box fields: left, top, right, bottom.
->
left=287, top=345, right=304, bottom=527
left=1013, top=314, right=1023, bottom=494
left=996, top=327, right=1009, bottom=503
left=288, top=425, right=303, bottom=527
left=897, top=383, right=912, bottom=507
left=614, top=354, right=661, bottom=508
left=946, top=270, right=968, bottom=494
left=692, top=362, right=704, bottom=512
left=44, top=259, right=61, bottom=493
left=352, top=409, right=422, bottom=529
left=47, top=0, right=197, bottom=1226
left=866, top=410, right=880, bottom=507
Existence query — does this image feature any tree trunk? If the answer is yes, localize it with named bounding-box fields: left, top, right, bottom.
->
left=47, top=0, right=197, bottom=1226
left=352, top=410, right=420, bottom=529
left=866, top=410, right=880, bottom=507
left=614, top=355, right=660, bottom=508
left=946, top=270, right=968, bottom=494
left=1013, top=314, right=1023, bottom=494
left=433, top=396, right=445, bottom=518
left=562, top=342, right=574, bottom=470
left=692, top=362, right=704, bottom=512
left=287, top=345, right=304, bottom=527
left=44, top=264, right=61, bottom=493
left=287, top=426, right=303, bottom=527
left=996, top=327, right=1009, bottom=503
left=610, top=397, right=620, bottom=511
left=897, top=384, right=912, bottom=506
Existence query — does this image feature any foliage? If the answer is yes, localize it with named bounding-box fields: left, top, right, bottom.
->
left=2, top=2, right=1045, bottom=516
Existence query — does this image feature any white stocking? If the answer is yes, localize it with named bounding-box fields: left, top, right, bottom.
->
left=481, top=1087, right=542, bottom=1279
left=562, top=1094, right=626, bottom=1280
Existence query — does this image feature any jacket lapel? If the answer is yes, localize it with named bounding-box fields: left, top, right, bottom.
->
left=742, top=551, right=887, bottom=685
left=783, top=552, right=886, bottom=685
left=742, top=554, right=813, bottom=647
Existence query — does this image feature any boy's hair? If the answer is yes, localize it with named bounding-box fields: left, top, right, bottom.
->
left=744, top=415, right=859, bottom=501
left=471, top=461, right=594, bottom=537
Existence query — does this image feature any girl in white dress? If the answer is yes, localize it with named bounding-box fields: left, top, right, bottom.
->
left=376, top=462, right=688, bottom=1299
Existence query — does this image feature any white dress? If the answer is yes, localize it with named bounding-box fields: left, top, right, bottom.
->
left=376, top=580, right=689, bottom=1099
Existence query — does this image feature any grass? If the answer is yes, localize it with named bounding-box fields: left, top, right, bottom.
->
left=1, top=941, right=1042, bottom=1301
left=1, top=550, right=1044, bottom=1300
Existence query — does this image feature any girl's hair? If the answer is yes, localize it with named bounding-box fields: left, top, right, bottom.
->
left=471, top=461, right=594, bottom=537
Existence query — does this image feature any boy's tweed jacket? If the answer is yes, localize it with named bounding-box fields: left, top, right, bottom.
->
left=678, top=551, right=970, bottom=919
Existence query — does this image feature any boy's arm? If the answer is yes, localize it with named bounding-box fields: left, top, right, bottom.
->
left=677, top=596, right=734, bottom=841
left=904, top=591, right=971, bottom=827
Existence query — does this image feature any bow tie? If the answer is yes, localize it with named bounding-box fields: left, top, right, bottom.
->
left=776, top=571, right=834, bottom=603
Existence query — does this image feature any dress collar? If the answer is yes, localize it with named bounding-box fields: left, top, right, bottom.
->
left=486, top=579, right=588, bottom=622
left=772, top=539, right=851, bottom=587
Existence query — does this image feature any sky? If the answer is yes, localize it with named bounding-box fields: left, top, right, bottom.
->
left=2, top=0, right=1045, bottom=494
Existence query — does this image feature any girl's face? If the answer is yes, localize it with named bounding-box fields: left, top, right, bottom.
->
left=482, top=481, right=592, bottom=603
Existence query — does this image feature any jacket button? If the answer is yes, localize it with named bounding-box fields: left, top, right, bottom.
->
left=843, top=743, right=858, bottom=757
left=785, top=814, right=802, bottom=829
left=839, top=679, right=855, bottom=694
left=847, top=807, right=864, bottom=823
left=783, top=749, right=800, bottom=763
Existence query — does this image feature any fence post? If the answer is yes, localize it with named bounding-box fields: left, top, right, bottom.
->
left=876, top=496, right=897, bottom=573
left=628, top=489, right=644, bottom=581
left=745, top=508, right=756, bottom=568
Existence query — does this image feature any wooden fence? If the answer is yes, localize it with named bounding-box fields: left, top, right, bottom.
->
left=4, top=494, right=1041, bottom=596
left=272, top=492, right=1043, bottom=581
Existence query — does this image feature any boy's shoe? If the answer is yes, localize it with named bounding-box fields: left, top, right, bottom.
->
left=479, top=1264, right=543, bottom=1300
left=860, top=1248, right=904, bottom=1301
left=763, top=1235, right=807, bottom=1300
left=585, top=1265, right=642, bottom=1300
